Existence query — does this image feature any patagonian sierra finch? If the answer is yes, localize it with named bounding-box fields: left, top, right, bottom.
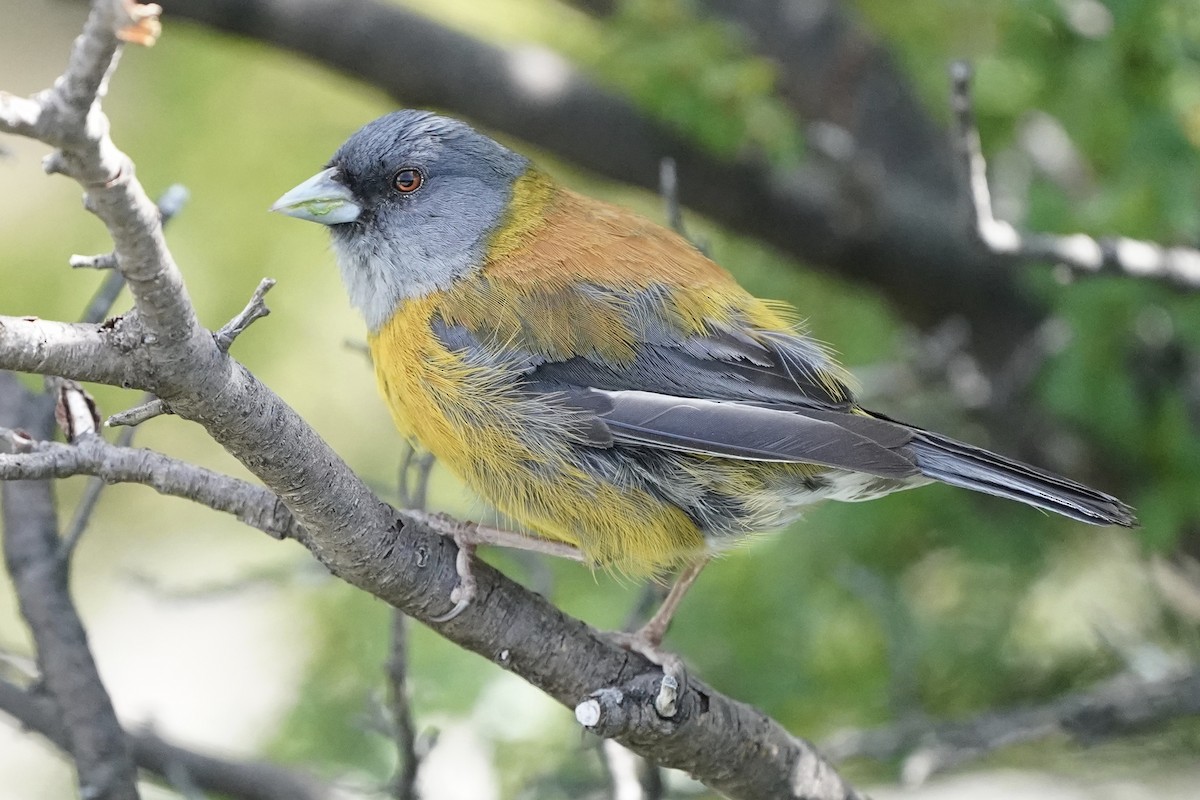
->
left=273, top=110, right=1136, bottom=641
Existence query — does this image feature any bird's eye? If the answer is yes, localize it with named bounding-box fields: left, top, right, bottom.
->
left=392, top=168, right=423, bottom=194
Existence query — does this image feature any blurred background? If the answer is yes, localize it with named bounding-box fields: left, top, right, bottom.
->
left=2, top=0, right=1199, bottom=798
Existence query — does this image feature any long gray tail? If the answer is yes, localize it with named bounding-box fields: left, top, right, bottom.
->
left=907, top=429, right=1136, bottom=527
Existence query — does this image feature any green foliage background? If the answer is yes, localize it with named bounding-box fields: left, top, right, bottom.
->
left=1, top=0, right=1198, bottom=796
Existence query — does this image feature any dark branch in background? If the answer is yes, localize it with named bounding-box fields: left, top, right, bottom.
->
left=154, top=0, right=1044, bottom=368
left=0, top=375, right=140, bottom=800
left=81, top=269, right=128, bottom=317
left=575, top=0, right=959, bottom=196
left=59, top=402, right=136, bottom=558
left=600, top=738, right=656, bottom=800
left=823, top=666, right=1200, bottom=785
left=1, top=6, right=864, bottom=796
left=951, top=62, right=1200, bottom=291
left=714, top=0, right=958, bottom=192
left=0, top=677, right=332, bottom=800
left=387, top=449, right=431, bottom=800
left=387, top=612, right=420, bottom=800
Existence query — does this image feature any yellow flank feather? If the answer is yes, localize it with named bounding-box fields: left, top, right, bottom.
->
left=369, top=296, right=704, bottom=575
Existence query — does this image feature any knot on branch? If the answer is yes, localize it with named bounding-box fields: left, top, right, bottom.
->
left=575, top=669, right=705, bottom=739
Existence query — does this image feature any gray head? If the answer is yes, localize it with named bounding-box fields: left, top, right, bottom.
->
left=272, top=110, right=530, bottom=330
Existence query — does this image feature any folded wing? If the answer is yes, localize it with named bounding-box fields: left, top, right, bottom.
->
left=557, top=386, right=920, bottom=478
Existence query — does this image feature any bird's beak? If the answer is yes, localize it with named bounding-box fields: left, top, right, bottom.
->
left=271, top=167, right=362, bottom=225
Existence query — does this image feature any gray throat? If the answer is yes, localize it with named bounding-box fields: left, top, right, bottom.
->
left=330, top=230, right=486, bottom=332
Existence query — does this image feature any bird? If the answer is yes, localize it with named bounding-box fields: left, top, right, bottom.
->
left=272, top=109, right=1136, bottom=643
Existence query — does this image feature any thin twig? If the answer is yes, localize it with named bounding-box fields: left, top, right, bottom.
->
left=659, top=157, right=685, bottom=236
left=63, top=223, right=178, bottom=551
left=951, top=61, right=1200, bottom=290
left=390, top=444, right=432, bottom=798
left=387, top=611, right=421, bottom=800
left=658, top=157, right=706, bottom=255
left=107, top=397, right=168, bottom=428
left=397, top=444, right=417, bottom=508
left=108, top=279, right=275, bottom=427
left=409, top=451, right=434, bottom=511
left=214, top=278, right=276, bottom=353
left=71, top=252, right=120, bottom=270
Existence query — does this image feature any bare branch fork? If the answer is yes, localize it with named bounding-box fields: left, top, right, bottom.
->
left=0, top=4, right=861, bottom=798
left=951, top=61, right=1200, bottom=290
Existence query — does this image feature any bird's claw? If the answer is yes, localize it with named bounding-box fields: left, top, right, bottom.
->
left=428, top=524, right=478, bottom=623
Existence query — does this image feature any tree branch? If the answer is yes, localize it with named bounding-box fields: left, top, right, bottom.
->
left=0, top=431, right=302, bottom=541
left=0, top=315, right=148, bottom=388
left=59, top=419, right=135, bottom=557
left=823, top=666, right=1200, bottom=785
left=214, top=278, right=275, bottom=353
left=574, top=0, right=960, bottom=194
left=107, top=397, right=168, bottom=427
left=63, top=181, right=190, bottom=553
left=951, top=62, right=1200, bottom=291
left=0, top=677, right=333, bottom=800
left=386, top=611, right=420, bottom=800
left=0, top=373, right=140, bottom=800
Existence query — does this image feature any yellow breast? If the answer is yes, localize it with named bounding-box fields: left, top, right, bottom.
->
left=368, top=296, right=704, bottom=575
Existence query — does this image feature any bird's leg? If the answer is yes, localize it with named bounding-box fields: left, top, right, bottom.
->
left=407, top=511, right=585, bottom=623
left=610, top=556, right=711, bottom=717
left=635, top=557, right=710, bottom=649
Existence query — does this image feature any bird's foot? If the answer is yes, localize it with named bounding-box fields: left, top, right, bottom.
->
left=406, top=510, right=586, bottom=622
left=605, top=557, right=710, bottom=717
left=427, top=518, right=479, bottom=623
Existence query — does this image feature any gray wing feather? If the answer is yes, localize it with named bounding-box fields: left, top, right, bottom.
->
left=566, top=388, right=920, bottom=479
